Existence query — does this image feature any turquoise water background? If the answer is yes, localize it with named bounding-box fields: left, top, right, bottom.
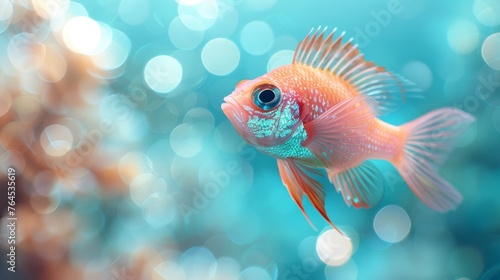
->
left=1, top=0, right=500, bottom=279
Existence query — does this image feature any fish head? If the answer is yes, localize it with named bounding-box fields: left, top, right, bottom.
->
left=221, top=75, right=304, bottom=148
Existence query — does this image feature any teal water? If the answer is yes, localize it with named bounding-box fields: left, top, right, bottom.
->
left=1, top=0, right=500, bottom=279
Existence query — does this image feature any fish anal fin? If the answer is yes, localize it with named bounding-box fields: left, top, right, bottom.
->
left=328, top=161, right=385, bottom=208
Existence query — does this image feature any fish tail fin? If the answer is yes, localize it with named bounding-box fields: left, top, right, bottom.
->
left=394, top=108, right=475, bottom=211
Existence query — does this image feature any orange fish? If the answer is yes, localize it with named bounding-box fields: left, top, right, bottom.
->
left=221, top=27, right=475, bottom=229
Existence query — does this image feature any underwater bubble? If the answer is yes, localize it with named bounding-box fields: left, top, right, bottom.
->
left=169, top=16, right=204, bottom=50
left=129, top=173, right=167, bottom=207
left=238, top=266, right=272, bottom=280
left=142, top=195, right=177, bottom=227
left=240, top=21, right=274, bottom=55
left=63, top=16, right=102, bottom=55
left=449, top=247, right=484, bottom=279
left=40, top=124, right=74, bottom=157
left=178, top=0, right=218, bottom=31
left=144, top=55, right=183, bottom=94
left=119, top=0, right=150, bottom=25
left=180, top=247, right=217, bottom=280
left=447, top=20, right=480, bottom=54
left=373, top=205, right=411, bottom=243
left=170, top=123, right=204, bottom=157
left=325, top=260, right=358, bottom=280
left=8, top=33, right=46, bottom=72
left=474, top=0, right=500, bottom=27
left=316, top=229, right=353, bottom=266
left=482, top=33, right=500, bottom=70
left=401, top=61, right=433, bottom=91
left=267, top=49, right=294, bottom=72
left=202, top=38, right=240, bottom=76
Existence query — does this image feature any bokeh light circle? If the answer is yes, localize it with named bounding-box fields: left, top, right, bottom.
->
left=170, top=123, right=204, bottom=157
left=474, top=0, right=500, bottom=26
left=240, top=21, right=274, bottom=55
left=0, top=90, right=11, bottom=117
left=142, top=195, right=177, bottom=227
left=401, top=61, right=433, bottom=91
left=482, top=33, right=500, bottom=70
left=129, top=173, right=167, bottom=206
left=180, top=247, right=217, bottom=279
left=267, top=49, right=294, bottom=72
left=238, top=266, right=272, bottom=280
left=373, top=205, right=412, bottom=243
left=40, top=124, right=74, bottom=157
left=119, top=0, right=150, bottom=26
left=325, top=260, right=358, bottom=280
left=0, top=0, right=13, bottom=33
left=447, top=20, right=480, bottom=54
left=92, top=28, right=131, bottom=71
left=169, top=16, right=204, bottom=50
left=33, top=0, right=70, bottom=19
left=202, top=38, right=240, bottom=76
left=316, top=229, right=353, bottom=266
left=144, top=55, right=183, bottom=94
left=63, top=16, right=102, bottom=55
left=183, top=107, right=215, bottom=136
left=8, top=33, right=47, bottom=72
left=178, top=0, right=219, bottom=31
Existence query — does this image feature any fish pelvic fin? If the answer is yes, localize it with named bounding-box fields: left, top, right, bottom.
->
left=394, top=108, right=476, bottom=211
left=277, top=158, right=338, bottom=230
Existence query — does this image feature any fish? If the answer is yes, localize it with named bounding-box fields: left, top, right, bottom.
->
left=221, top=26, right=475, bottom=230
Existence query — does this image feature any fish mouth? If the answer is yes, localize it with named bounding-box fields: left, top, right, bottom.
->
left=221, top=96, right=246, bottom=124
left=221, top=96, right=250, bottom=140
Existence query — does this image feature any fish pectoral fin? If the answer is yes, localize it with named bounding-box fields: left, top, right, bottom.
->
left=327, top=161, right=385, bottom=208
left=277, top=158, right=334, bottom=229
left=303, top=95, right=376, bottom=168
left=293, top=27, right=421, bottom=115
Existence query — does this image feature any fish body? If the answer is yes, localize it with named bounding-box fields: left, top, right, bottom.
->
left=221, top=27, right=475, bottom=228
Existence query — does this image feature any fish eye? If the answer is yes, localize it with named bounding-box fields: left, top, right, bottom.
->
left=252, top=84, right=281, bottom=110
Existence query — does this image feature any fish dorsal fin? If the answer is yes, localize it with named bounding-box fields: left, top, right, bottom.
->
left=293, top=26, right=419, bottom=115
